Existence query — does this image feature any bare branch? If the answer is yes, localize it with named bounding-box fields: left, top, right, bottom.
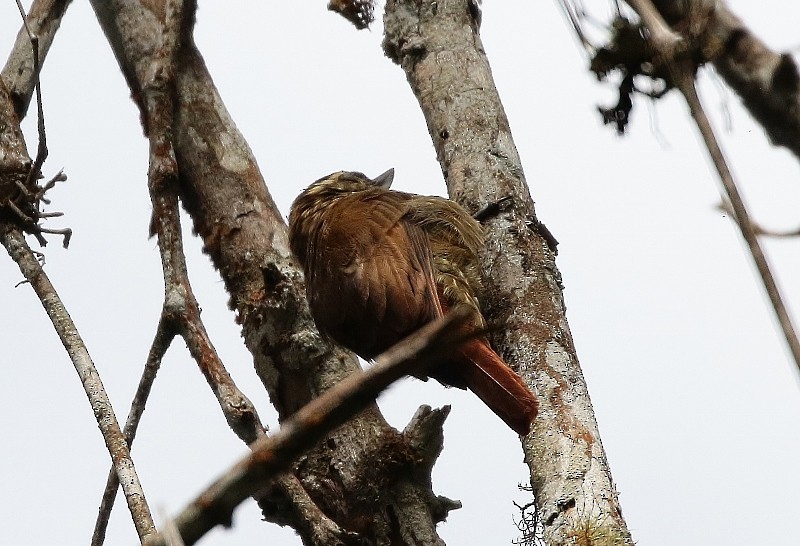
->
left=91, top=317, right=175, bottom=546
left=142, top=309, right=473, bottom=546
left=0, top=226, right=156, bottom=541
left=596, top=0, right=800, bottom=160
left=654, top=0, right=800, bottom=161
left=91, top=0, right=264, bottom=540
left=89, top=2, right=451, bottom=542
left=2, top=0, right=72, bottom=118
left=14, top=0, right=49, bottom=191
left=89, top=4, right=355, bottom=544
left=623, top=0, right=800, bottom=374
left=717, top=200, right=800, bottom=238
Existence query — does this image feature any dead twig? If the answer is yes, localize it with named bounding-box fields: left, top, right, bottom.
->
left=556, top=0, right=596, bottom=54
left=15, top=0, right=48, bottom=189
left=142, top=308, right=474, bottom=546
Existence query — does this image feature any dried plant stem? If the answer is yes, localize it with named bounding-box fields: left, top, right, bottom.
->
left=0, top=226, right=156, bottom=541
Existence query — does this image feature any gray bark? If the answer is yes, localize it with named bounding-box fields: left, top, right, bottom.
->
left=88, top=1, right=450, bottom=544
left=383, top=1, right=633, bottom=544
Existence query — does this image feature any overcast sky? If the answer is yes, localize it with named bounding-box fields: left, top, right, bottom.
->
left=2, top=2, right=799, bottom=545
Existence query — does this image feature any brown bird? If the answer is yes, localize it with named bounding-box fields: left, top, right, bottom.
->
left=288, top=169, right=538, bottom=435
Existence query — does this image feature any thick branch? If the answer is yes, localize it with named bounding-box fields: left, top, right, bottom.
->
left=88, top=1, right=450, bottom=543
left=92, top=4, right=349, bottom=544
left=383, top=1, right=633, bottom=544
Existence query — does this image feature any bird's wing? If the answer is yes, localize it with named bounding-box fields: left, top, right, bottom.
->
left=308, top=190, right=442, bottom=359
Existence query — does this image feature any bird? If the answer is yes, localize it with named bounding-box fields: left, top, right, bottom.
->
left=288, top=169, right=538, bottom=435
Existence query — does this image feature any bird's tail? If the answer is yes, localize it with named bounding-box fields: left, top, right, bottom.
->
left=455, top=339, right=539, bottom=435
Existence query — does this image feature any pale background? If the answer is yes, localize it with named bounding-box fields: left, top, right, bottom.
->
left=1, top=2, right=799, bottom=545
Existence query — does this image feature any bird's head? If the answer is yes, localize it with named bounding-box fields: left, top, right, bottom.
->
left=290, top=168, right=394, bottom=222
left=305, top=168, right=394, bottom=196
left=288, top=169, right=395, bottom=266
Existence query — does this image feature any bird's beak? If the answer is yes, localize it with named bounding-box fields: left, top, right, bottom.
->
left=372, top=168, right=395, bottom=189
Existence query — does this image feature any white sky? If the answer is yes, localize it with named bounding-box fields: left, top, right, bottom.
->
left=1, top=1, right=799, bottom=545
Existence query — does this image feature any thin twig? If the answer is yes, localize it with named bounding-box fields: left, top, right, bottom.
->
left=716, top=200, right=800, bottom=238
left=3, top=0, right=72, bottom=118
left=625, top=0, right=800, bottom=371
left=142, top=308, right=474, bottom=546
left=0, top=226, right=157, bottom=540
left=90, top=1, right=186, bottom=542
left=140, top=0, right=267, bottom=450
left=556, top=0, right=595, bottom=53
left=91, top=317, right=176, bottom=546
left=15, top=0, right=49, bottom=188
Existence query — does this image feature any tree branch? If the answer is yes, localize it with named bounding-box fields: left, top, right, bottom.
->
left=624, top=0, right=800, bottom=375
left=88, top=2, right=452, bottom=543
left=2, top=38, right=154, bottom=539
left=0, top=226, right=156, bottom=541
left=90, top=3, right=341, bottom=543
left=2, top=0, right=72, bottom=118
left=651, top=0, right=800, bottom=161
left=383, top=1, right=634, bottom=544
left=143, top=309, right=472, bottom=546
left=90, top=317, right=175, bottom=546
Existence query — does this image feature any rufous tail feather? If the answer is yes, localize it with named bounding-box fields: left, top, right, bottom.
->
left=456, top=339, right=538, bottom=435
